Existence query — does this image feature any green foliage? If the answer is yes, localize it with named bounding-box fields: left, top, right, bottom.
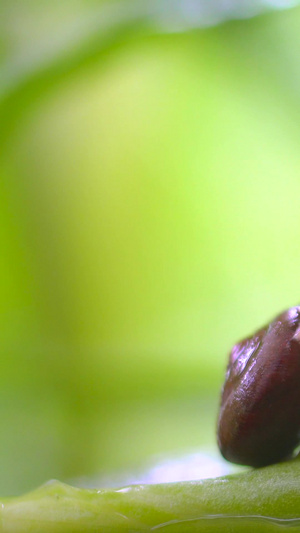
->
left=1, top=0, right=300, bottom=510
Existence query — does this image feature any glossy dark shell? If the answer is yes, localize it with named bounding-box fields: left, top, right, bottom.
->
left=217, top=306, right=300, bottom=467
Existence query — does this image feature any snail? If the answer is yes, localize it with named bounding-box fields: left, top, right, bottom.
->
left=217, top=306, right=300, bottom=468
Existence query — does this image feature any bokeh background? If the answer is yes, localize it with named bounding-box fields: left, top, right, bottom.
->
left=1, top=0, right=300, bottom=496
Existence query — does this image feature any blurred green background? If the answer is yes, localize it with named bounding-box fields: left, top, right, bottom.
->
left=1, top=0, right=300, bottom=496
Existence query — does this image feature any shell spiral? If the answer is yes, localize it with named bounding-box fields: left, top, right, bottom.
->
left=217, top=306, right=300, bottom=467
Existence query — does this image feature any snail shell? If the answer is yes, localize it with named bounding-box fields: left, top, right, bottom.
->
left=217, top=306, right=300, bottom=467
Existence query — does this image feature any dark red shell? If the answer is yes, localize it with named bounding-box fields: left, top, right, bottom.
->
left=217, top=306, right=300, bottom=467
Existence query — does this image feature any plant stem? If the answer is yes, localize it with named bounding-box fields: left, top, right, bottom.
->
left=1, top=458, right=300, bottom=532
